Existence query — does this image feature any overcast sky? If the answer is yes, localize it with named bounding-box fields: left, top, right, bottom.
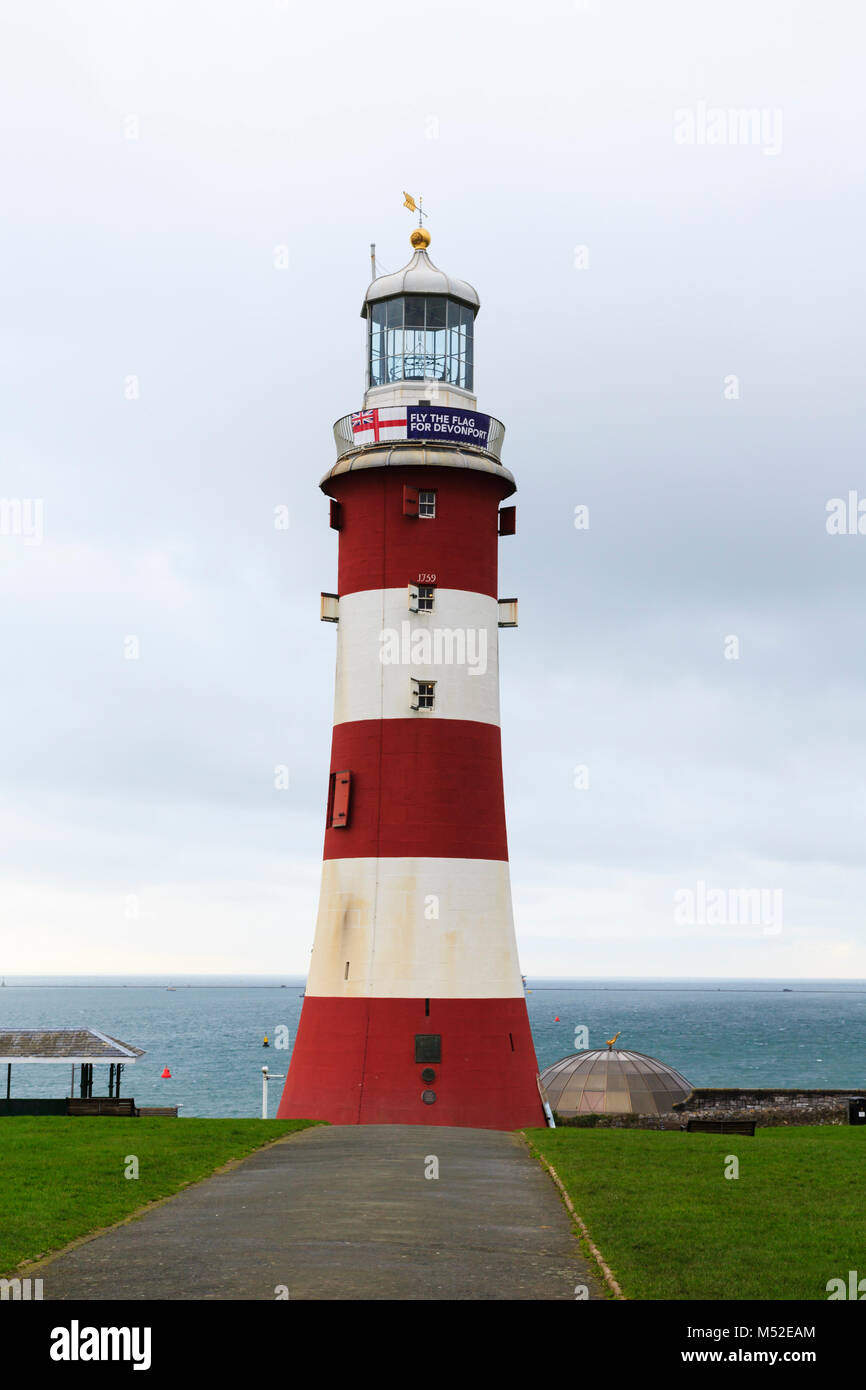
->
left=1, top=0, right=864, bottom=977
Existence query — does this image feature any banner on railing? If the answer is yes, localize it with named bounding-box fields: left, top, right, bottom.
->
left=350, top=406, right=491, bottom=449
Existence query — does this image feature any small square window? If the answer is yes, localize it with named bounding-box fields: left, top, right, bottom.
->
left=411, top=679, right=435, bottom=711
left=417, top=584, right=435, bottom=612
left=418, top=489, right=436, bottom=519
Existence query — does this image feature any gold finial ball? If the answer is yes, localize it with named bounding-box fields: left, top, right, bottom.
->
left=410, top=226, right=431, bottom=250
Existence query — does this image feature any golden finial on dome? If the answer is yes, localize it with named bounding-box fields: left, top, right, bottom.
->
left=403, top=191, right=430, bottom=249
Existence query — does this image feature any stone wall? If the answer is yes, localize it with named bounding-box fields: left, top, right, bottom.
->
left=552, top=1111, right=680, bottom=1130
left=553, top=1089, right=866, bottom=1129
left=673, top=1088, right=862, bottom=1128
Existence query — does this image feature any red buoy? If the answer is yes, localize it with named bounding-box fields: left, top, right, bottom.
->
left=160, top=1066, right=172, bottom=1078
left=554, top=1017, right=560, bottom=1022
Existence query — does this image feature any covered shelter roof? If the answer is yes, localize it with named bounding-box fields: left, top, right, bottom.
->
left=0, top=1028, right=145, bottom=1064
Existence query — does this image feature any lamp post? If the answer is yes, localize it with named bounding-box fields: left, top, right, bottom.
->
left=261, top=1066, right=285, bottom=1120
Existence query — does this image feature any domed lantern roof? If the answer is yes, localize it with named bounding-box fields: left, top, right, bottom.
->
left=361, top=230, right=480, bottom=397
left=540, top=1046, right=693, bottom=1117
left=361, top=231, right=480, bottom=318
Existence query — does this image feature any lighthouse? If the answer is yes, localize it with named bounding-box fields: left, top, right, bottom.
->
left=277, top=223, right=545, bottom=1129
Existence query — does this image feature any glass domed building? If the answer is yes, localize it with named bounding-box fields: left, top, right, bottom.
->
left=540, top=1046, right=693, bottom=1117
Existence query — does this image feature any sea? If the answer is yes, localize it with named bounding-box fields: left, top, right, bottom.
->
left=1, top=977, right=863, bottom=1118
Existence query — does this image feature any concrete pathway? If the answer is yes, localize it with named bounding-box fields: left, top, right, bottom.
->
left=38, top=1125, right=605, bottom=1300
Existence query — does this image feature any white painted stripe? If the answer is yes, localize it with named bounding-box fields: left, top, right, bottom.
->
left=333, top=588, right=501, bottom=727
left=306, top=857, right=525, bottom=1000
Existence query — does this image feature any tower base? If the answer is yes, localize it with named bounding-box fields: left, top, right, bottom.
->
left=277, top=995, right=545, bottom=1129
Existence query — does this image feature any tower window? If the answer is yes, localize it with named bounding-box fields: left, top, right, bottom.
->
left=418, top=490, right=436, bottom=519
left=411, top=679, right=435, bottom=711
left=408, top=583, right=435, bottom=613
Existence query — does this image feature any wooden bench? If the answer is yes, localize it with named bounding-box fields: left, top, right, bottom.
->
left=67, top=1097, right=137, bottom=1117
left=686, top=1118, right=756, bottom=1136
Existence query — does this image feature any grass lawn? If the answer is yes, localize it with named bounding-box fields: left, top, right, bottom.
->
left=0, top=1117, right=320, bottom=1274
left=524, top=1126, right=865, bottom=1300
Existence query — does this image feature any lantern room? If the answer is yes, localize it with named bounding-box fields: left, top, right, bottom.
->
left=361, top=229, right=480, bottom=409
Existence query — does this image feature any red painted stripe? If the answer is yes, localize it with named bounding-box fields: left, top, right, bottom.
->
left=277, top=994, right=544, bottom=1128
left=322, top=466, right=513, bottom=599
left=323, top=719, right=508, bottom=861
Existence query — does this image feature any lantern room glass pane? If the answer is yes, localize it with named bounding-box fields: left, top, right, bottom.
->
left=426, top=296, right=446, bottom=329
left=407, top=329, right=426, bottom=358
left=369, top=315, right=385, bottom=363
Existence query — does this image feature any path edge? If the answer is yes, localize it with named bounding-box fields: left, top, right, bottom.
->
left=520, top=1130, right=626, bottom=1300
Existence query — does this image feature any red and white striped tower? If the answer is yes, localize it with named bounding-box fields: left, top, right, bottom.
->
left=278, top=226, right=544, bottom=1128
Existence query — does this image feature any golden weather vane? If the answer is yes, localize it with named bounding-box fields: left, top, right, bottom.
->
left=606, top=1031, right=621, bottom=1051
left=402, top=191, right=429, bottom=225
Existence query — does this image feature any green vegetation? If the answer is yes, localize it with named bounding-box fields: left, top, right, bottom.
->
left=524, top=1126, right=865, bottom=1300
left=0, top=1117, right=319, bottom=1273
